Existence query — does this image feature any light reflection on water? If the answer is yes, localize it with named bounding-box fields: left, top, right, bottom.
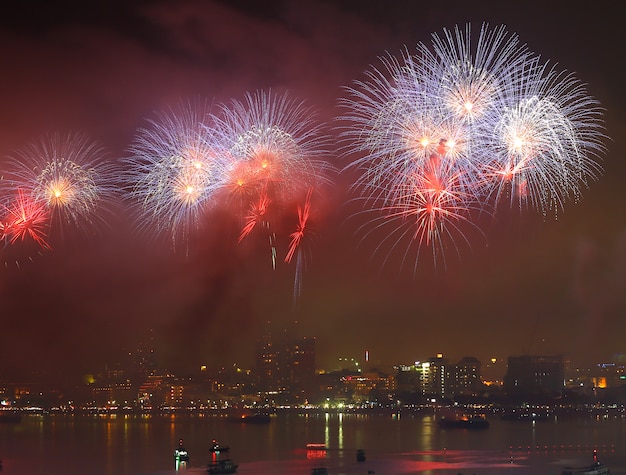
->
left=0, top=412, right=625, bottom=475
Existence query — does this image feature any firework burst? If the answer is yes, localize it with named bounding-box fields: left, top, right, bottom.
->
left=340, top=23, right=606, bottom=270
left=2, top=189, right=51, bottom=249
left=213, top=90, right=333, bottom=271
left=5, top=132, right=117, bottom=239
left=480, top=58, right=606, bottom=214
left=423, top=24, right=531, bottom=125
left=125, top=102, right=228, bottom=244
left=214, top=90, right=333, bottom=203
left=0, top=188, right=51, bottom=268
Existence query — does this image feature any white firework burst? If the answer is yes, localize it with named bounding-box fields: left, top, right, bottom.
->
left=481, top=57, right=606, bottom=214
left=124, top=101, right=227, bottom=243
left=213, top=89, right=333, bottom=206
left=340, top=23, right=607, bottom=270
left=5, top=132, right=117, bottom=236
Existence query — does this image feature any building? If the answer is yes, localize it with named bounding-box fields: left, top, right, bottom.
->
left=426, top=354, right=448, bottom=398
left=394, top=354, right=449, bottom=399
left=394, top=362, right=429, bottom=394
left=289, top=336, right=317, bottom=399
left=395, top=355, right=485, bottom=400
left=449, top=356, right=483, bottom=397
left=255, top=333, right=317, bottom=401
left=256, top=334, right=281, bottom=393
left=504, top=355, right=565, bottom=396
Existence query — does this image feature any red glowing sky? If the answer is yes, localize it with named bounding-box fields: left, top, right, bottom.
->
left=0, top=0, right=624, bottom=382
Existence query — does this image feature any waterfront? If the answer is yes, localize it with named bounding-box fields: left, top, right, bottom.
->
left=1, top=410, right=626, bottom=475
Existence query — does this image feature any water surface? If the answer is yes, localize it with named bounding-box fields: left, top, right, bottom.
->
left=1, top=411, right=624, bottom=475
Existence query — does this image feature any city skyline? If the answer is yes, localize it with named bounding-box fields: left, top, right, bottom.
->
left=3, top=331, right=623, bottom=412
left=0, top=1, right=624, bottom=384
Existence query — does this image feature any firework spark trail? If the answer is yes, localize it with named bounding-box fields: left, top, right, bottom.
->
left=5, top=132, right=117, bottom=238
left=340, top=23, right=606, bottom=269
left=238, top=191, right=271, bottom=243
left=125, top=102, right=228, bottom=244
left=285, top=188, right=313, bottom=264
left=286, top=188, right=316, bottom=306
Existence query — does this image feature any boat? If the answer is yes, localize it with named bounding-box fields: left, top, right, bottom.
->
left=562, top=461, right=611, bottom=475
left=501, top=407, right=551, bottom=421
left=239, top=413, right=271, bottom=424
left=210, top=439, right=230, bottom=453
left=437, top=414, right=489, bottom=429
left=174, top=438, right=190, bottom=462
left=207, top=459, right=238, bottom=474
left=501, top=411, right=551, bottom=421
left=306, top=443, right=327, bottom=459
left=174, top=447, right=189, bottom=462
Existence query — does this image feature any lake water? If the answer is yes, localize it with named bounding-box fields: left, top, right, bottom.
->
left=1, top=411, right=625, bottom=475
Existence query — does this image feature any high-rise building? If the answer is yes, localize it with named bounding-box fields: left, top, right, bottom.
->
left=255, top=333, right=317, bottom=400
left=504, top=355, right=565, bottom=396
left=396, top=355, right=483, bottom=399
left=394, top=354, right=449, bottom=398
left=289, top=336, right=316, bottom=397
left=394, top=363, right=425, bottom=393
left=130, top=328, right=158, bottom=380
left=449, top=356, right=483, bottom=396
left=256, top=333, right=281, bottom=392
left=426, top=354, right=448, bottom=398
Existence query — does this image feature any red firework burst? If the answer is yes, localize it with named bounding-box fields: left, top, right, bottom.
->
left=238, top=191, right=271, bottom=243
left=2, top=189, right=51, bottom=250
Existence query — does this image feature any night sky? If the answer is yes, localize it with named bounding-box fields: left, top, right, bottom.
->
left=0, top=0, right=624, bottom=383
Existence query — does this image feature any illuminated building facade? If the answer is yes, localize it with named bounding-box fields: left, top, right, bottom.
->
left=395, top=355, right=485, bottom=399
left=165, top=384, right=184, bottom=406
left=137, top=374, right=165, bottom=407
left=426, top=354, right=447, bottom=398
left=340, top=370, right=395, bottom=403
left=394, top=354, right=449, bottom=398
left=450, top=356, right=483, bottom=396
left=394, top=362, right=428, bottom=394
